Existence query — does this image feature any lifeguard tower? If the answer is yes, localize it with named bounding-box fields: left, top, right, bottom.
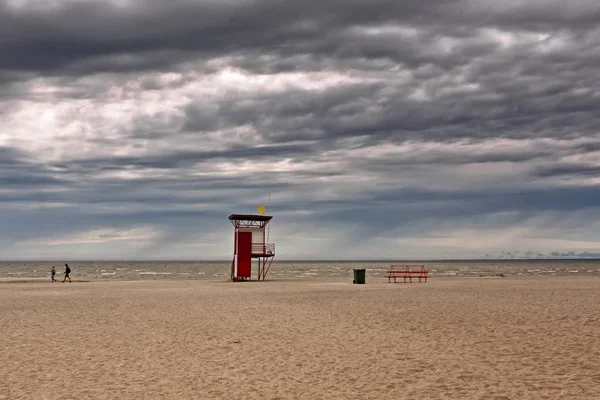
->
left=229, top=214, right=275, bottom=281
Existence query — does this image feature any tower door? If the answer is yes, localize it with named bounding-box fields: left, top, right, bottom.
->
left=237, top=231, right=252, bottom=278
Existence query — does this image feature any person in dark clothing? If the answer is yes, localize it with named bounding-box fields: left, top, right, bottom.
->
left=63, top=263, right=71, bottom=283
left=51, top=266, right=56, bottom=283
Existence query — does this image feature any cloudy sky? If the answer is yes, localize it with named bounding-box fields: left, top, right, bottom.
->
left=1, top=0, right=600, bottom=260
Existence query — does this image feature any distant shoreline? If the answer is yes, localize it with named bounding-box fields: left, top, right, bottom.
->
left=2, top=258, right=600, bottom=263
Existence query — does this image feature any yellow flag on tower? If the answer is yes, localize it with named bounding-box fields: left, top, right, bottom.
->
left=257, top=205, right=266, bottom=215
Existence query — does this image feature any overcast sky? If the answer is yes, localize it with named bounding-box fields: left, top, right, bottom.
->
left=2, top=0, right=600, bottom=260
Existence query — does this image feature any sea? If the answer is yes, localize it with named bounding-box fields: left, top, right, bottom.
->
left=1, top=260, right=599, bottom=281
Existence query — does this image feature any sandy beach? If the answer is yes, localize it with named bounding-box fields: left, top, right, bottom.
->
left=1, top=276, right=599, bottom=399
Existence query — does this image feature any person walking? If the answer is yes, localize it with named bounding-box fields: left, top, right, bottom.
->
left=62, top=263, right=71, bottom=283
left=51, top=266, right=56, bottom=283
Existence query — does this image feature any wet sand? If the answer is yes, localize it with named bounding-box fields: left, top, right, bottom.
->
left=1, top=276, right=598, bottom=399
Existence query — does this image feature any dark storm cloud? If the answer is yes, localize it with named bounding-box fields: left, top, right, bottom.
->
left=301, top=185, right=600, bottom=221
left=1, top=0, right=599, bottom=75
left=54, top=143, right=320, bottom=170
left=2, top=0, right=598, bottom=144
left=0, top=146, right=23, bottom=164
left=2, top=0, right=600, bottom=258
left=0, top=142, right=334, bottom=214
left=285, top=184, right=600, bottom=245
left=175, top=74, right=600, bottom=146
left=534, top=164, right=600, bottom=178
left=0, top=146, right=67, bottom=189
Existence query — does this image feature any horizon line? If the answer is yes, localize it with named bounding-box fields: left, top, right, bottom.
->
left=2, top=258, right=600, bottom=262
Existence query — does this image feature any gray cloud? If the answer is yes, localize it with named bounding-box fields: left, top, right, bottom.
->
left=0, top=146, right=67, bottom=188
left=534, top=164, right=600, bottom=178
left=1, top=1, right=599, bottom=74
left=2, top=0, right=600, bottom=259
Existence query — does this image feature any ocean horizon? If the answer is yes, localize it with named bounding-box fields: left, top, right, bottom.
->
left=2, top=259, right=600, bottom=282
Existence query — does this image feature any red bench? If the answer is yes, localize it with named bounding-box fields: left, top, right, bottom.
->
left=385, top=265, right=429, bottom=283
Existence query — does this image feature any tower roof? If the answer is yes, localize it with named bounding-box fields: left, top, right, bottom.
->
left=228, top=214, right=272, bottom=228
left=228, top=214, right=272, bottom=222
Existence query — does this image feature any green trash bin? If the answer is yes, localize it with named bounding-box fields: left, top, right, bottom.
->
left=353, top=269, right=366, bottom=284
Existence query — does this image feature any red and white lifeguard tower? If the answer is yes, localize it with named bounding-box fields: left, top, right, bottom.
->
left=229, top=214, right=275, bottom=281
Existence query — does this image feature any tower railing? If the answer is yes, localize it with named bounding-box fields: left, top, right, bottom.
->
left=251, top=243, right=275, bottom=255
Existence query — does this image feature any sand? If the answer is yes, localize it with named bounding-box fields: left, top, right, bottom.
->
left=1, top=276, right=599, bottom=400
